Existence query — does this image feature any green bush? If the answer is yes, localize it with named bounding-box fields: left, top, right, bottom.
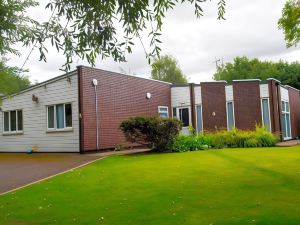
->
left=120, top=116, right=182, bottom=152
left=171, top=126, right=278, bottom=152
left=171, top=134, right=210, bottom=152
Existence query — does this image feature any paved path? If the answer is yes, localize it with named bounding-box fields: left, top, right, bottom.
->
left=0, top=149, right=149, bottom=195
left=276, top=140, right=300, bottom=147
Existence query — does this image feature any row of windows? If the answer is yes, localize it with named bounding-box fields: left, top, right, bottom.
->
left=167, top=98, right=274, bottom=133
left=3, top=103, right=73, bottom=134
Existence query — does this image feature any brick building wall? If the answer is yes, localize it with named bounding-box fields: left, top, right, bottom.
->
left=233, top=81, right=262, bottom=130
left=78, top=66, right=171, bottom=151
left=201, top=82, right=227, bottom=131
left=288, top=87, right=300, bottom=138
left=267, top=79, right=281, bottom=136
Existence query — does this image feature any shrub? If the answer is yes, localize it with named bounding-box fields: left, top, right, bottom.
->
left=171, top=126, right=278, bottom=152
left=115, top=144, right=126, bottom=151
left=171, top=134, right=210, bottom=152
left=120, top=116, right=182, bottom=152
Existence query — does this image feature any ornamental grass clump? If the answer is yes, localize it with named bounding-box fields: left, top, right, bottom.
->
left=171, top=126, right=278, bottom=152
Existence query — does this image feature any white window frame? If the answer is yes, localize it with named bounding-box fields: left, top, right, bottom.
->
left=226, top=101, right=235, bottom=131
left=195, top=104, right=203, bottom=133
left=260, top=98, right=272, bottom=132
left=281, top=100, right=291, bottom=140
left=158, top=106, right=169, bottom=118
left=46, top=103, right=73, bottom=131
left=2, top=109, right=23, bottom=135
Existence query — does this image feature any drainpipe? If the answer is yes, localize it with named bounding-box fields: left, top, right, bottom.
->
left=92, top=79, right=99, bottom=150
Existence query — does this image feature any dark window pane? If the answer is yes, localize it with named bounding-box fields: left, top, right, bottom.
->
left=17, top=110, right=23, bottom=131
left=281, top=101, right=285, bottom=112
left=65, top=104, right=72, bottom=127
left=173, top=108, right=177, bottom=118
left=48, top=106, right=55, bottom=128
left=285, top=102, right=290, bottom=112
left=179, top=108, right=189, bottom=127
left=10, top=111, right=16, bottom=131
left=56, top=104, right=65, bottom=129
left=4, top=112, right=9, bottom=132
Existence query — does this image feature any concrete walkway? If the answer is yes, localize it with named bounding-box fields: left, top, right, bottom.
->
left=276, top=139, right=300, bottom=147
left=0, top=149, right=149, bottom=195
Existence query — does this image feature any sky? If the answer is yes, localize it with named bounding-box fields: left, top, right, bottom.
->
left=7, top=0, right=300, bottom=83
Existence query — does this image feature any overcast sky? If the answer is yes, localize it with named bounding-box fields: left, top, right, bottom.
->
left=7, top=0, right=300, bottom=83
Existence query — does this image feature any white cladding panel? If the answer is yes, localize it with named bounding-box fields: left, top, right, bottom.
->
left=260, top=84, right=269, bottom=98
left=194, top=86, right=202, bottom=105
left=280, top=86, right=289, bottom=102
left=0, top=72, right=79, bottom=152
left=171, top=87, right=190, bottom=107
left=225, top=85, right=233, bottom=101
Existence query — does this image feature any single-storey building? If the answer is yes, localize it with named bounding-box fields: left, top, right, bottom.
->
left=0, top=66, right=299, bottom=153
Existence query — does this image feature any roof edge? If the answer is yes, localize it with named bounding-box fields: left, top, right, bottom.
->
left=2, top=70, right=77, bottom=100
left=78, top=65, right=172, bottom=85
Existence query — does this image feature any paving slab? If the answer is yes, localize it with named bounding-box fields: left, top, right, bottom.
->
left=0, top=149, right=149, bottom=195
left=276, top=140, right=300, bottom=147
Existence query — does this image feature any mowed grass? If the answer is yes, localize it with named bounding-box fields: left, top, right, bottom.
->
left=1, top=147, right=300, bottom=225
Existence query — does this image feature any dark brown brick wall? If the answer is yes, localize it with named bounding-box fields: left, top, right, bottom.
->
left=79, top=66, right=171, bottom=151
left=288, top=87, right=300, bottom=138
left=267, top=80, right=282, bottom=137
left=201, top=82, right=227, bottom=131
left=233, top=81, right=262, bottom=130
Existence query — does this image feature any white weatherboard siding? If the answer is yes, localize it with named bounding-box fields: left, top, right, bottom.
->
left=280, top=86, right=289, bottom=102
left=225, top=85, right=233, bottom=101
left=260, top=84, right=269, bottom=98
left=0, top=72, right=79, bottom=152
left=194, top=86, right=202, bottom=105
left=171, top=87, right=190, bottom=107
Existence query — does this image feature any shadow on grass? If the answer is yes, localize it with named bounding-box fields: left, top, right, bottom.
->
left=210, top=149, right=297, bottom=187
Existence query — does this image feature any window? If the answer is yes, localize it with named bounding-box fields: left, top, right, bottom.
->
left=172, top=107, right=177, bottom=118
left=3, top=110, right=23, bottom=134
left=158, top=106, right=169, bottom=118
left=281, top=101, right=291, bottom=139
left=226, top=101, right=235, bottom=130
left=196, top=105, right=203, bottom=133
left=261, top=98, right=271, bottom=131
left=47, top=103, right=72, bottom=130
left=179, top=108, right=189, bottom=127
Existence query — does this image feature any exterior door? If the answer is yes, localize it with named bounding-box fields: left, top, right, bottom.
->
left=177, top=107, right=190, bottom=135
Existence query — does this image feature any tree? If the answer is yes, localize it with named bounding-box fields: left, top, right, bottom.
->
left=278, top=0, right=300, bottom=47
left=0, top=0, right=226, bottom=71
left=213, top=56, right=300, bottom=89
left=0, top=59, right=31, bottom=95
left=151, top=55, right=188, bottom=85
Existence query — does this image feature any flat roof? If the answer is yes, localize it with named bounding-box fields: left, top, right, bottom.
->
left=1, top=66, right=172, bottom=99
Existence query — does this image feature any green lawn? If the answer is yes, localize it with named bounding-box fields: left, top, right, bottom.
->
left=1, top=147, right=300, bottom=225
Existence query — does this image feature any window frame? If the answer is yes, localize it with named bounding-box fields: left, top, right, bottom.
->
left=195, top=104, right=203, bottom=133
left=281, top=100, right=291, bottom=140
left=260, top=98, right=272, bottom=132
left=158, top=106, right=169, bottom=118
left=2, top=109, right=23, bottom=135
left=178, top=107, right=190, bottom=127
left=46, top=103, right=73, bottom=132
left=226, top=101, right=235, bottom=131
